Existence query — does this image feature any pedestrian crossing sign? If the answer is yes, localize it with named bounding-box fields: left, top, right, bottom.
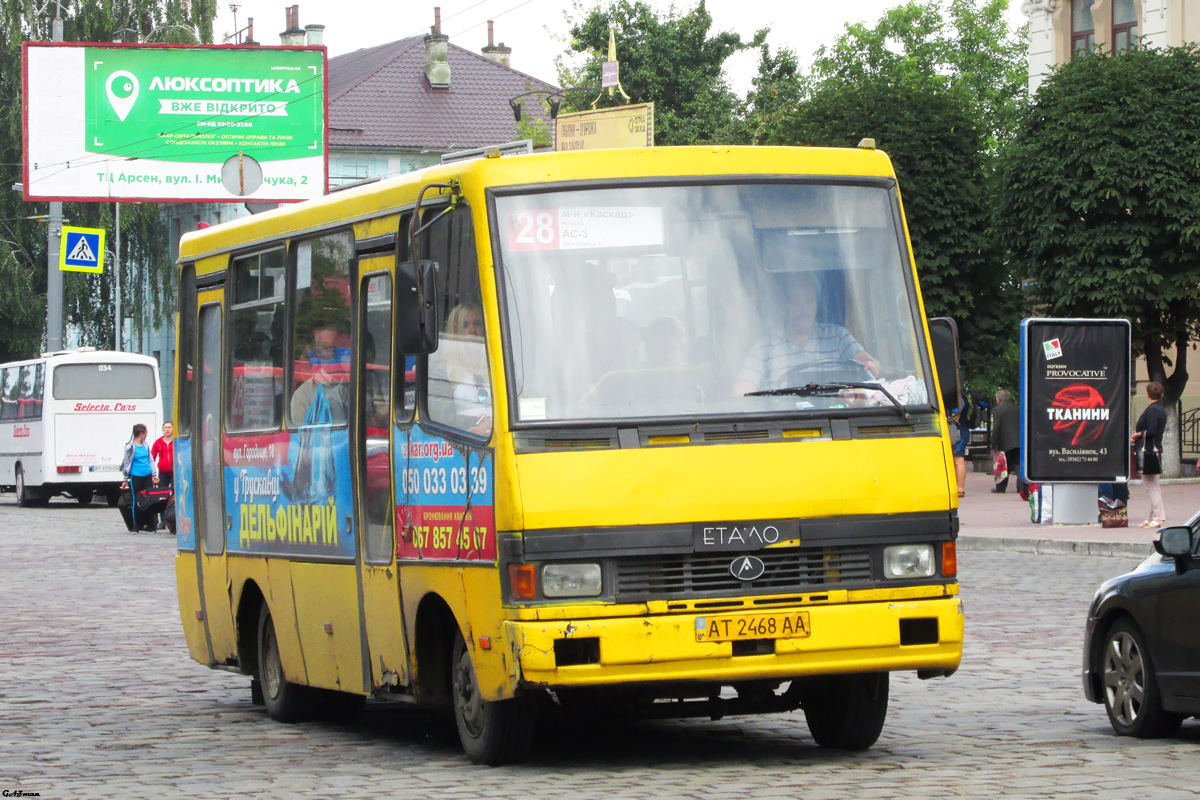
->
left=60, top=226, right=106, bottom=273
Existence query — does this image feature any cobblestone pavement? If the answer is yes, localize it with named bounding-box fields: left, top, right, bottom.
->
left=1, top=497, right=1197, bottom=800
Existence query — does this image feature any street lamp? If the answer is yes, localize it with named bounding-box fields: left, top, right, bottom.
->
left=508, top=90, right=570, bottom=123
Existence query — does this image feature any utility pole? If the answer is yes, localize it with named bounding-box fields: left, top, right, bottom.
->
left=45, top=3, right=64, bottom=351
left=114, top=202, right=121, bottom=350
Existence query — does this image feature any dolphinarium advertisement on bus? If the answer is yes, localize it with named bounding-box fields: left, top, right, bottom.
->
left=1020, top=318, right=1131, bottom=484
left=395, top=427, right=494, bottom=561
left=222, top=425, right=355, bottom=559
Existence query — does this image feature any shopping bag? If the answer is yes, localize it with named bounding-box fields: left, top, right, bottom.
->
left=1100, top=503, right=1128, bottom=529
left=1029, top=483, right=1053, bottom=524
left=993, top=451, right=1008, bottom=485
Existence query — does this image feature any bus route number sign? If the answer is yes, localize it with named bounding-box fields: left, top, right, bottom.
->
left=507, top=207, right=664, bottom=252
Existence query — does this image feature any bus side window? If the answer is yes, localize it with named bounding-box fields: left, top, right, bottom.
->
left=229, top=250, right=286, bottom=432
left=289, top=232, right=353, bottom=428
left=1, top=367, right=18, bottom=421
left=362, top=272, right=394, bottom=563
left=396, top=213, right=416, bottom=417
left=177, top=264, right=196, bottom=437
left=18, top=365, right=40, bottom=421
left=425, top=206, right=491, bottom=439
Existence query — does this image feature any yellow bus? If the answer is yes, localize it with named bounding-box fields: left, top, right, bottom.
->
left=174, top=145, right=964, bottom=765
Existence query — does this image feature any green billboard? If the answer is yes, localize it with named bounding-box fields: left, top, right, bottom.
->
left=25, top=44, right=327, bottom=202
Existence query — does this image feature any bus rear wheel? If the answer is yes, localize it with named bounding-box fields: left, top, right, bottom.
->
left=15, top=466, right=46, bottom=508
left=257, top=604, right=311, bottom=723
left=75, top=490, right=94, bottom=506
left=451, top=631, right=535, bottom=765
left=803, top=672, right=889, bottom=751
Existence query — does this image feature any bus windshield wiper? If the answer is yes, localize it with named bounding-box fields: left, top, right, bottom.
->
left=744, top=381, right=910, bottom=422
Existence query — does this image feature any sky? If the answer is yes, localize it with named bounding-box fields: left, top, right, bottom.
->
left=213, top=0, right=1030, bottom=94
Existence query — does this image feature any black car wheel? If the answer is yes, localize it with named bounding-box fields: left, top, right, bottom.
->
left=1101, top=618, right=1182, bottom=738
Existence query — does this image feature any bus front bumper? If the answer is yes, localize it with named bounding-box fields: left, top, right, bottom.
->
left=505, top=596, right=963, bottom=687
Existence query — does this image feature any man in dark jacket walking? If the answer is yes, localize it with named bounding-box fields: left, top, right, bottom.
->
left=991, top=389, right=1024, bottom=494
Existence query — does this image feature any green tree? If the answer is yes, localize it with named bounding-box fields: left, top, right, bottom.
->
left=759, top=2, right=1025, bottom=392
left=0, top=0, right=216, bottom=361
left=809, top=0, right=1028, bottom=148
left=558, top=0, right=764, bottom=145
left=739, top=43, right=805, bottom=146
left=781, top=71, right=1015, bottom=390
left=998, top=46, right=1200, bottom=475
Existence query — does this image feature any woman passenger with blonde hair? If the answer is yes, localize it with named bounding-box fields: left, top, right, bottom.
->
left=444, top=303, right=491, bottom=436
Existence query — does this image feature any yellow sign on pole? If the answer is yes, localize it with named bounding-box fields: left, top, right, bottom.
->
left=555, top=103, right=655, bottom=152
left=59, top=226, right=106, bottom=273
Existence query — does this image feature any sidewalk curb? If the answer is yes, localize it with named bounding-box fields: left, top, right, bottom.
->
left=958, top=535, right=1153, bottom=558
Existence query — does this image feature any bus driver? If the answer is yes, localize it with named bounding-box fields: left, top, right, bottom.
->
left=733, top=273, right=881, bottom=396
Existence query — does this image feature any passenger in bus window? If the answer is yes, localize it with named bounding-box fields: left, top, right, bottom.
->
left=445, top=303, right=491, bottom=436
left=733, top=273, right=881, bottom=396
left=642, top=316, right=688, bottom=368
left=290, top=317, right=350, bottom=426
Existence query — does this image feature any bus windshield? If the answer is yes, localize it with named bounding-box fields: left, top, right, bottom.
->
left=496, top=182, right=933, bottom=424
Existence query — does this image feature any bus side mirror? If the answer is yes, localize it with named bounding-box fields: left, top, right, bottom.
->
left=396, top=260, right=439, bottom=355
left=927, top=317, right=961, bottom=413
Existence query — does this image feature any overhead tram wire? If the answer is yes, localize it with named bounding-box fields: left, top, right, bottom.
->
left=449, top=0, right=535, bottom=37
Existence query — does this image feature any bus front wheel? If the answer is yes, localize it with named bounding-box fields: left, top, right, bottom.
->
left=803, top=672, right=889, bottom=750
left=451, top=631, right=535, bottom=765
left=257, top=604, right=311, bottom=723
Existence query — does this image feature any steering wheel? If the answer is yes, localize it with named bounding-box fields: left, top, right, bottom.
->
left=783, top=358, right=875, bottom=386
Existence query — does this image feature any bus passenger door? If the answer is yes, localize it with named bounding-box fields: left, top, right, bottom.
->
left=194, top=296, right=237, bottom=664
left=356, top=261, right=410, bottom=689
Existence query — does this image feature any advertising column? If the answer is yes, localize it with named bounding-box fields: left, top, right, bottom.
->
left=1020, top=319, right=1131, bottom=522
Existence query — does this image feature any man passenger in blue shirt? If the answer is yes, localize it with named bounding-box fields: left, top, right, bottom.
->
left=734, top=273, right=881, bottom=396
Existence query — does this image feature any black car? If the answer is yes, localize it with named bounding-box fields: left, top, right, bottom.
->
left=1083, top=512, right=1200, bottom=737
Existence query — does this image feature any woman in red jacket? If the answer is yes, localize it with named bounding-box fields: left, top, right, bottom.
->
left=151, top=421, right=174, bottom=489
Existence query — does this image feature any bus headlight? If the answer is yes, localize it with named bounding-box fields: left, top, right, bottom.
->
left=541, top=564, right=602, bottom=598
left=883, top=545, right=936, bottom=579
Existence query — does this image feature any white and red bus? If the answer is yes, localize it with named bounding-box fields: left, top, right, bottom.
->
left=0, top=348, right=164, bottom=506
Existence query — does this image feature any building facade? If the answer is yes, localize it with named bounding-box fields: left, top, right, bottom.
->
left=1024, top=0, right=1200, bottom=92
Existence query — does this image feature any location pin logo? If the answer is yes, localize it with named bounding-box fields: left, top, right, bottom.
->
left=105, top=70, right=139, bottom=121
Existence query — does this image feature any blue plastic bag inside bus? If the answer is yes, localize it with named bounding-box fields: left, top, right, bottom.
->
left=283, top=383, right=337, bottom=506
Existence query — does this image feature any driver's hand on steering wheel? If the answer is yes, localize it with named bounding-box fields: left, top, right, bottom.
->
left=858, top=353, right=882, bottom=378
